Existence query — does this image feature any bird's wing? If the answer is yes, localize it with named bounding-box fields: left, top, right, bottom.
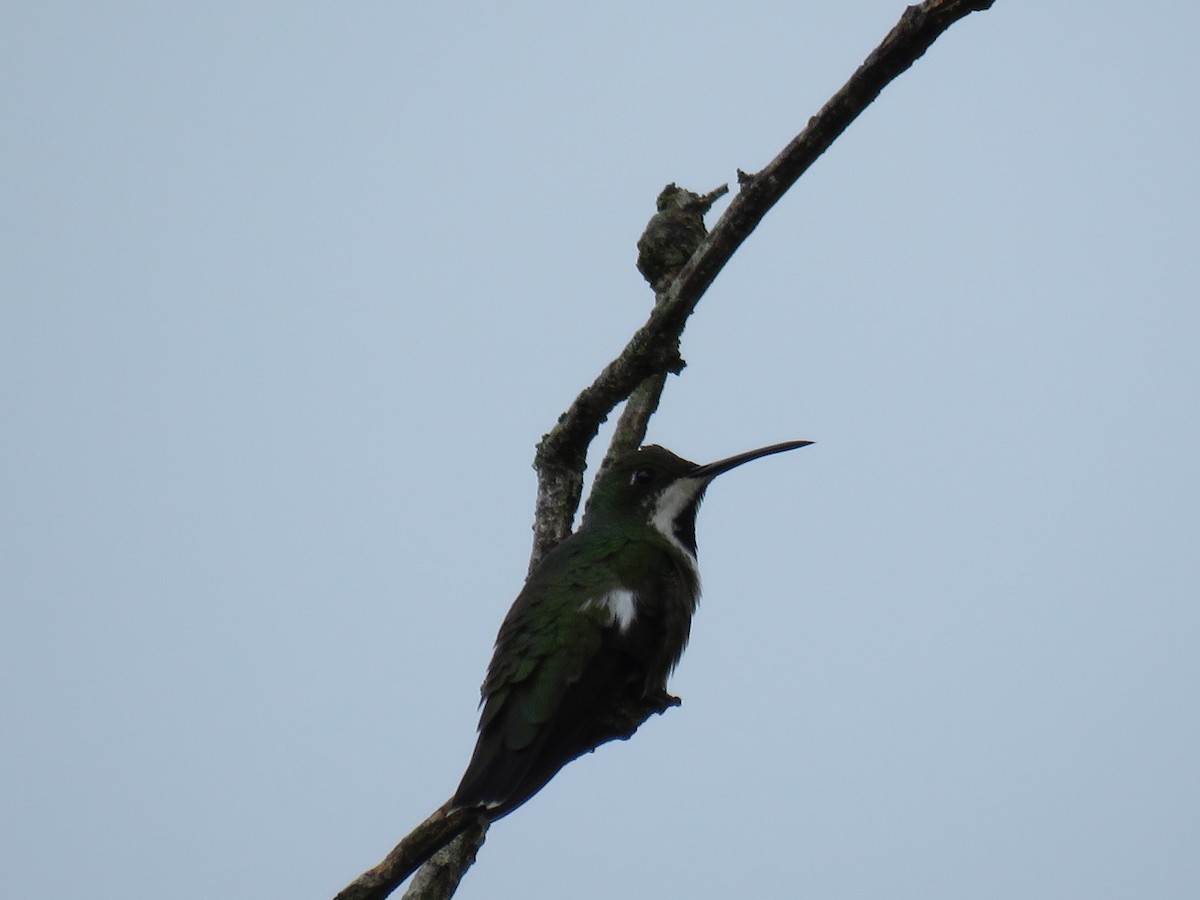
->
left=452, top=530, right=641, bottom=814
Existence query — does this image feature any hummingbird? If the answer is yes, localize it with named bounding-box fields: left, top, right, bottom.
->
left=451, top=440, right=812, bottom=820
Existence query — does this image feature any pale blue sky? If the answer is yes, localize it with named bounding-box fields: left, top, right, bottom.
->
left=3, top=2, right=1198, bottom=898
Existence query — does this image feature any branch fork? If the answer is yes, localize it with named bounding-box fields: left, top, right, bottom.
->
left=334, top=3, right=996, bottom=898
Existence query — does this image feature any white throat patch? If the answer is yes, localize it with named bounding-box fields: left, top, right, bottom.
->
left=649, top=476, right=705, bottom=580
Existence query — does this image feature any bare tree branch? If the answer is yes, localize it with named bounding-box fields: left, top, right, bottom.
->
left=332, top=806, right=483, bottom=900
left=530, top=0, right=995, bottom=562
left=600, top=184, right=729, bottom=470
left=333, top=2, right=996, bottom=898
left=398, top=821, right=486, bottom=900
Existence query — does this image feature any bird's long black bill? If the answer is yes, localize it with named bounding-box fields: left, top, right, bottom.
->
left=690, top=440, right=813, bottom=480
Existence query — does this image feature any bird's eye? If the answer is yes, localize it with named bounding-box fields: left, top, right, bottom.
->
left=631, top=468, right=655, bottom=486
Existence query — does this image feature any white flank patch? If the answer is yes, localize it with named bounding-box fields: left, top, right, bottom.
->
left=583, top=587, right=639, bottom=633
left=649, top=476, right=704, bottom=580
